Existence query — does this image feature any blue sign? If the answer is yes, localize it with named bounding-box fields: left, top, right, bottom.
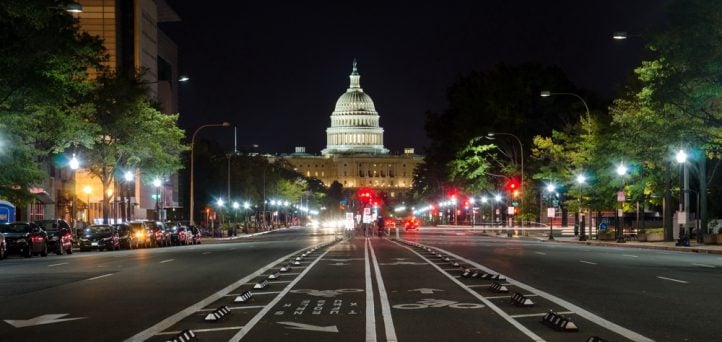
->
left=599, top=222, right=608, bottom=231
left=0, top=200, right=16, bottom=224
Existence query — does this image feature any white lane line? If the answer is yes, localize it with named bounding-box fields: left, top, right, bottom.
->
left=622, top=254, right=638, bottom=258
left=579, top=260, right=597, bottom=265
left=158, top=326, right=244, bottom=335
left=365, top=238, right=377, bottom=342
left=48, top=263, right=68, bottom=267
left=398, top=243, right=544, bottom=341
left=88, top=273, right=113, bottom=281
left=224, top=291, right=281, bottom=297
left=486, top=294, right=539, bottom=300
left=201, top=252, right=211, bottom=255
left=657, top=276, right=688, bottom=284
left=228, top=244, right=335, bottom=342
left=268, top=280, right=292, bottom=284
left=160, top=259, right=174, bottom=263
left=198, top=305, right=265, bottom=312
left=511, top=311, right=574, bottom=318
left=126, top=246, right=314, bottom=341
left=535, top=252, right=546, bottom=255
left=368, top=239, right=398, bottom=342
left=442, top=268, right=460, bottom=271
left=417, top=242, right=653, bottom=342
left=693, top=263, right=715, bottom=268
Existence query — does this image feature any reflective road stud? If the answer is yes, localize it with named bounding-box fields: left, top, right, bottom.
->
left=254, top=279, right=269, bottom=289
left=234, top=290, right=253, bottom=303
left=510, top=292, right=534, bottom=307
left=204, top=306, right=231, bottom=322
left=165, top=328, right=196, bottom=342
left=541, top=310, right=579, bottom=332
left=489, top=281, right=509, bottom=293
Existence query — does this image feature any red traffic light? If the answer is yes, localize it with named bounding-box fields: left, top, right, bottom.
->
left=505, top=177, right=521, bottom=192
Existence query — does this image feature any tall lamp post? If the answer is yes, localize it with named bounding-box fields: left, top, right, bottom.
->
left=616, top=163, right=628, bottom=243
left=487, top=132, right=524, bottom=224
left=675, top=150, right=690, bottom=241
left=546, top=183, right=556, bottom=240
left=189, top=122, right=230, bottom=226
left=124, top=171, right=134, bottom=222
left=576, top=174, right=587, bottom=241
left=69, top=154, right=79, bottom=229
left=153, top=178, right=162, bottom=221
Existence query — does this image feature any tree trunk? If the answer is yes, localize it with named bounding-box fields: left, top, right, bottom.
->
left=664, top=166, right=674, bottom=241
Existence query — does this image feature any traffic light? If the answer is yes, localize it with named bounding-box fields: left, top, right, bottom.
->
left=505, top=177, right=521, bottom=193
left=357, top=187, right=376, bottom=205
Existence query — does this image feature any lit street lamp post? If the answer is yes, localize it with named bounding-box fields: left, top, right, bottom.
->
left=576, top=174, right=587, bottom=241
left=546, top=183, right=556, bottom=240
left=124, top=171, right=134, bottom=222
left=616, top=163, right=628, bottom=243
left=69, top=154, right=79, bottom=230
left=153, top=178, right=162, bottom=221
left=189, top=122, right=230, bottom=226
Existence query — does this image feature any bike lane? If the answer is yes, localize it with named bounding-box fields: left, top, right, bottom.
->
left=239, top=237, right=370, bottom=342
left=370, top=238, right=539, bottom=341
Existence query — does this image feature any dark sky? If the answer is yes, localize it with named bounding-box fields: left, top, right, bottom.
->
left=161, top=0, right=669, bottom=155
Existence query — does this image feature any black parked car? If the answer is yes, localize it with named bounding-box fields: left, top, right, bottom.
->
left=113, top=223, right=135, bottom=249
left=0, top=222, right=48, bottom=257
left=146, top=221, right=170, bottom=247
left=168, top=224, right=189, bottom=245
left=79, top=225, right=120, bottom=251
left=35, top=219, right=73, bottom=255
left=190, top=226, right=202, bottom=245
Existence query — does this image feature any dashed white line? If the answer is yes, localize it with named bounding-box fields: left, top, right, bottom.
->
left=693, top=263, right=715, bottom=268
left=201, top=252, right=211, bottom=255
left=579, top=260, right=597, bottom=265
left=160, top=259, right=174, bottom=263
left=657, top=276, right=688, bottom=284
left=198, top=306, right=265, bottom=312
left=48, top=263, right=68, bottom=267
left=535, top=252, right=546, bottom=255
left=622, top=254, right=638, bottom=258
left=511, top=311, right=574, bottom=318
left=88, top=274, right=113, bottom=281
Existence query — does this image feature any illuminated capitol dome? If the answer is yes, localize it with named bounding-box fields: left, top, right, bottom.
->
left=321, top=59, right=389, bottom=155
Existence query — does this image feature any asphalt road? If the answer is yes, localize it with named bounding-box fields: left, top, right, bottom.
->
left=1, top=226, right=719, bottom=341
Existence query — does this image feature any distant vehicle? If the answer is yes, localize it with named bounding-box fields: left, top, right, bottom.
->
left=403, top=216, right=420, bottom=231
left=79, top=225, right=120, bottom=251
left=0, top=222, right=48, bottom=257
left=146, top=221, right=170, bottom=247
left=34, top=219, right=73, bottom=255
left=113, top=223, right=135, bottom=249
left=383, top=217, right=397, bottom=229
left=127, top=221, right=152, bottom=248
left=0, top=232, right=6, bottom=260
left=189, top=226, right=202, bottom=245
left=168, top=223, right=189, bottom=245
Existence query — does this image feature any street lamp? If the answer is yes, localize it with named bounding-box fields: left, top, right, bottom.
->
left=493, top=194, right=502, bottom=229
left=123, top=171, right=134, bottom=222
left=189, top=122, right=230, bottom=226
left=233, top=201, right=240, bottom=224
left=68, top=154, right=79, bottom=229
left=676, top=149, right=690, bottom=241
left=487, top=132, right=524, bottom=225
left=616, top=163, right=628, bottom=243
left=546, top=183, right=556, bottom=240
left=612, top=31, right=628, bottom=40
left=576, top=174, right=587, bottom=241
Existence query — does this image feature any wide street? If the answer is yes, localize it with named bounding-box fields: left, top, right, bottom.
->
left=1, top=226, right=720, bottom=341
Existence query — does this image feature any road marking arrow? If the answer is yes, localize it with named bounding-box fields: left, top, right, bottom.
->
left=5, top=314, right=86, bottom=328
left=409, top=288, right=444, bottom=294
left=277, top=321, right=339, bottom=333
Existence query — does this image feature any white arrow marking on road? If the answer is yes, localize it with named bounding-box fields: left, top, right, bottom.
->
left=409, top=288, right=444, bottom=294
left=4, top=314, right=86, bottom=328
left=277, top=321, right=339, bottom=333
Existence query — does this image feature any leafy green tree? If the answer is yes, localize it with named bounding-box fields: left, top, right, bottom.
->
left=0, top=0, right=103, bottom=203
left=80, top=71, right=187, bottom=223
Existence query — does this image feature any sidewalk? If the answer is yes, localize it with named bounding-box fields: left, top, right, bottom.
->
left=546, top=236, right=722, bottom=255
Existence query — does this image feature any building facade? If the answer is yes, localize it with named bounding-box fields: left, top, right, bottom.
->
left=284, top=61, right=423, bottom=199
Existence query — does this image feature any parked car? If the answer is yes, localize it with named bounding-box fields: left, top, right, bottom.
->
left=113, top=223, right=135, bottom=249
left=79, top=225, right=120, bottom=251
left=34, top=219, right=73, bottom=255
left=403, top=216, right=421, bottom=231
left=146, top=221, right=170, bottom=247
left=189, top=226, right=202, bottom=245
left=0, top=222, right=48, bottom=257
left=127, top=221, right=152, bottom=248
left=168, top=224, right=189, bottom=245
left=0, top=232, right=6, bottom=260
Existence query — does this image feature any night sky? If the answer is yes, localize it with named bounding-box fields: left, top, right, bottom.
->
left=161, top=1, right=669, bottom=155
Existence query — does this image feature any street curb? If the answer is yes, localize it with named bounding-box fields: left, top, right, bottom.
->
left=548, top=239, right=722, bottom=255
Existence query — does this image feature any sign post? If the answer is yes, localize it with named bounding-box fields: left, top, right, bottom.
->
left=547, top=207, right=555, bottom=240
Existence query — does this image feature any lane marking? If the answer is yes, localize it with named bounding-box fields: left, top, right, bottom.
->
left=126, top=244, right=322, bottom=341
left=228, top=244, right=336, bottom=342
left=160, top=259, right=174, bottom=263
left=511, top=311, right=574, bottom=318
left=657, top=276, right=688, bottom=284
left=622, top=254, right=638, bottom=258
left=48, top=263, right=68, bottom=267
left=87, top=274, right=113, bottom=281
left=158, top=326, right=244, bottom=335
left=486, top=294, right=539, bottom=300
left=692, top=263, right=715, bottom=268
left=397, top=242, right=544, bottom=341
left=365, top=239, right=377, bottom=342
left=535, top=252, right=546, bottom=255
left=198, top=305, right=266, bottom=312
left=201, top=252, right=211, bottom=255
left=268, top=280, right=293, bottom=284
left=412, top=241, right=653, bottom=342
left=579, top=260, right=597, bottom=265
left=224, top=291, right=281, bottom=297
left=368, top=239, right=398, bottom=342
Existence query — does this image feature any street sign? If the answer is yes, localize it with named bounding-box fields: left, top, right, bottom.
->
left=547, top=208, right=555, bottom=218
left=617, top=191, right=625, bottom=202
left=345, top=213, right=355, bottom=230
left=507, top=206, right=515, bottom=215
left=512, top=201, right=519, bottom=207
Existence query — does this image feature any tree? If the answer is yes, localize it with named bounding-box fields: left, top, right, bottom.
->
left=80, top=71, right=187, bottom=223
left=0, top=0, right=103, bottom=203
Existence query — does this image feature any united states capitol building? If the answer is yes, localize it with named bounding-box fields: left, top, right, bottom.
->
left=281, top=61, right=423, bottom=199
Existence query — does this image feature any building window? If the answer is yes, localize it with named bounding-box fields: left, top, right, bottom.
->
left=306, top=171, right=310, bottom=177
left=322, top=172, right=325, bottom=176
left=315, top=172, right=318, bottom=177
left=359, top=170, right=364, bottom=177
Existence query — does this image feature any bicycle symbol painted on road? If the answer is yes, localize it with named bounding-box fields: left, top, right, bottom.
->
left=290, top=289, right=364, bottom=298
left=392, top=298, right=485, bottom=310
